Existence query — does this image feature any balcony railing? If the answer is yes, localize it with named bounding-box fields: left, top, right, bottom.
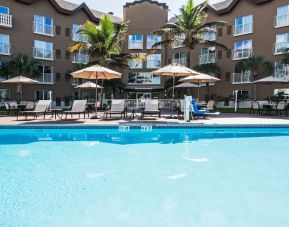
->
left=33, top=22, right=55, bottom=36
left=275, top=68, right=289, bottom=78
left=128, top=60, right=143, bottom=69
left=33, top=48, right=54, bottom=60
left=233, top=23, right=253, bottom=36
left=0, top=13, right=12, bottom=27
left=202, top=32, right=216, bottom=41
left=146, top=60, right=161, bottom=69
left=232, top=71, right=252, bottom=84
left=199, top=53, right=216, bottom=64
left=173, top=57, right=186, bottom=66
left=274, top=42, right=289, bottom=54
left=72, top=78, right=84, bottom=86
left=72, top=32, right=88, bottom=42
left=36, top=73, right=54, bottom=84
left=72, top=54, right=89, bottom=64
left=128, top=41, right=143, bottom=49
left=0, top=43, right=11, bottom=55
left=233, top=48, right=252, bottom=60
left=275, top=14, right=289, bottom=27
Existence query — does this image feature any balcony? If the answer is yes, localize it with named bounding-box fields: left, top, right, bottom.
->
left=274, top=42, right=289, bottom=55
left=0, top=13, right=12, bottom=28
left=33, top=23, right=55, bottom=37
left=233, top=23, right=253, bottom=36
left=72, top=32, right=88, bottom=42
left=199, top=53, right=216, bottom=64
left=173, top=57, right=186, bottom=66
left=232, top=71, right=252, bottom=84
left=128, top=41, right=143, bottom=49
left=128, top=60, right=143, bottom=69
left=233, top=48, right=252, bottom=60
left=36, top=73, right=54, bottom=84
left=33, top=48, right=54, bottom=60
left=0, top=43, right=11, bottom=55
left=72, top=53, right=89, bottom=64
left=275, top=14, right=289, bottom=28
left=275, top=68, right=289, bottom=78
left=146, top=60, right=161, bottom=69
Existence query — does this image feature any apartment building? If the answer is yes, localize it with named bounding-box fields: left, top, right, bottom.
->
left=0, top=0, right=121, bottom=104
left=123, top=0, right=289, bottom=100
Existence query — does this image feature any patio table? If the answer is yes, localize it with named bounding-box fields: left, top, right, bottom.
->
left=49, top=108, right=63, bottom=119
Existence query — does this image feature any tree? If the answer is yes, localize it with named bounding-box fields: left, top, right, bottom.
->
left=152, top=0, right=226, bottom=67
left=193, top=63, right=220, bottom=75
left=5, top=54, right=40, bottom=78
left=235, top=55, right=274, bottom=79
left=69, top=15, right=131, bottom=100
left=282, top=48, right=289, bottom=65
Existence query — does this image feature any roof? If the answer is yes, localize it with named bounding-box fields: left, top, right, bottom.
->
left=124, top=0, right=168, bottom=10
left=15, top=0, right=122, bottom=24
left=208, top=0, right=272, bottom=15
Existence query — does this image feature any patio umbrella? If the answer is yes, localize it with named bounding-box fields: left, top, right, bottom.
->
left=74, top=81, right=103, bottom=101
left=253, top=76, right=288, bottom=100
left=71, top=65, right=121, bottom=118
left=151, top=63, right=199, bottom=99
left=180, top=73, right=220, bottom=100
left=1, top=75, right=39, bottom=101
left=175, top=82, right=199, bottom=96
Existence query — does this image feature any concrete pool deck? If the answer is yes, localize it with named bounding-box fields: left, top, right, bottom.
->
left=1, top=113, right=289, bottom=125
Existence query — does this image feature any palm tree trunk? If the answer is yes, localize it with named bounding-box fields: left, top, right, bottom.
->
left=186, top=47, right=191, bottom=68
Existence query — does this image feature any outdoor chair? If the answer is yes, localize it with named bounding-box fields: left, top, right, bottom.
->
left=141, top=100, right=161, bottom=119
left=203, top=100, right=215, bottom=112
left=249, top=101, right=261, bottom=116
left=103, top=99, right=126, bottom=119
left=191, top=99, right=220, bottom=119
left=63, top=100, right=88, bottom=119
left=17, top=100, right=52, bottom=120
left=275, top=101, right=286, bottom=116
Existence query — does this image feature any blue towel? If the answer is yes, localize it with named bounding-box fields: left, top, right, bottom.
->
left=191, top=99, right=208, bottom=115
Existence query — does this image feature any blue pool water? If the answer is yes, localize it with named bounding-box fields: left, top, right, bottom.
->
left=1, top=126, right=289, bottom=227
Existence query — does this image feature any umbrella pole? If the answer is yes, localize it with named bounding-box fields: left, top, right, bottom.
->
left=20, top=82, right=23, bottom=102
left=172, top=75, right=175, bottom=99
left=197, top=82, right=200, bottom=102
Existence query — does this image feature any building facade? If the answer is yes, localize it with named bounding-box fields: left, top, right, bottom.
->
left=0, top=0, right=121, bottom=105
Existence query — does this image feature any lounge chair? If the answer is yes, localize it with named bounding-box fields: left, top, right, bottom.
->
left=104, top=99, right=126, bottom=119
left=141, top=99, right=161, bottom=119
left=17, top=100, right=51, bottom=120
left=249, top=101, right=261, bottom=116
left=275, top=101, right=286, bottom=116
left=203, top=100, right=215, bottom=112
left=63, top=100, right=87, bottom=119
left=191, top=99, right=220, bottom=119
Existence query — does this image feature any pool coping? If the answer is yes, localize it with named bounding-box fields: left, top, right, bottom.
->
left=1, top=123, right=289, bottom=129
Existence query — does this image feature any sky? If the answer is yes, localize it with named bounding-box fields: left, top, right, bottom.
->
left=69, top=0, right=221, bottom=19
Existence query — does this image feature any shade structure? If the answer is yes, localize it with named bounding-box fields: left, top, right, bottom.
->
left=74, top=81, right=103, bottom=89
left=175, top=82, right=199, bottom=88
left=1, top=75, right=39, bottom=101
left=71, top=65, right=121, bottom=118
left=253, top=76, right=288, bottom=99
left=179, top=74, right=220, bottom=99
left=151, top=63, right=199, bottom=99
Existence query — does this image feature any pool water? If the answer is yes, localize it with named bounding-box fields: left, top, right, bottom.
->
left=1, top=127, right=289, bottom=227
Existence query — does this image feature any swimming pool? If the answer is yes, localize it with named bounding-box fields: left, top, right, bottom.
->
left=1, top=125, right=289, bottom=227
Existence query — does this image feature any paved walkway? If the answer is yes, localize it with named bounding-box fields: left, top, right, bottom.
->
left=1, top=113, right=289, bottom=125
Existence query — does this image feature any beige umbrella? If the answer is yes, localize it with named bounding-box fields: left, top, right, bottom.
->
left=71, top=65, right=121, bottom=118
left=151, top=63, right=199, bottom=99
left=180, top=73, right=220, bottom=100
left=1, top=75, right=39, bottom=101
left=74, top=81, right=103, bottom=89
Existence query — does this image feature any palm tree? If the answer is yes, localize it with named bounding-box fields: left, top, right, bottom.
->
left=6, top=54, right=40, bottom=78
left=235, top=55, right=274, bottom=79
left=193, top=63, right=220, bottom=75
left=69, top=15, right=131, bottom=101
left=152, top=0, right=226, bottom=67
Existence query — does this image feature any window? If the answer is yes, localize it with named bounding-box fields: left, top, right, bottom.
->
left=35, top=90, right=50, bottom=100
left=274, top=89, right=289, bottom=99
left=147, top=35, right=161, bottom=49
left=234, top=15, right=253, bottom=35
left=199, top=47, right=216, bottom=64
left=72, top=24, right=88, bottom=42
left=275, top=61, right=289, bottom=77
left=0, top=34, right=10, bottom=55
left=173, top=33, right=185, bottom=48
left=0, top=61, right=8, bottom=81
left=0, top=89, right=9, bottom=100
left=276, top=5, right=289, bottom=27
left=202, top=26, right=216, bottom=41
left=0, top=6, right=12, bottom=27
left=128, top=34, right=143, bottom=49
left=33, top=40, right=54, bottom=60
left=128, top=58, right=143, bottom=69
left=274, top=33, right=289, bottom=54
left=231, top=71, right=252, bottom=84
left=0, top=6, right=9, bottom=14
left=173, top=52, right=186, bottom=65
left=128, top=72, right=160, bottom=84
left=147, top=54, right=161, bottom=68
left=36, top=65, right=53, bottom=84
left=237, top=90, right=250, bottom=100
left=33, top=15, right=54, bottom=36
left=72, top=51, right=89, bottom=64
left=233, top=39, right=252, bottom=60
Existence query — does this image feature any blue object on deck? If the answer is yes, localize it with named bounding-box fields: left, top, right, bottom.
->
left=191, top=99, right=208, bottom=115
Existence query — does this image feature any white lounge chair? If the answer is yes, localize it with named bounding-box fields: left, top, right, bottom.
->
left=141, top=100, right=161, bottom=119
left=63, top=100, right=87, bottom=119
left=104, top=99, right=126, bottom=119
left=17, top=100, right=51, bottom=120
